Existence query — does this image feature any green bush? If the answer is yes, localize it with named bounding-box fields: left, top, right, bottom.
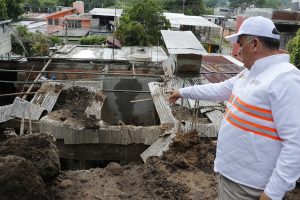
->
left=287, top=29, right=300, bottom=69
left=48, top=36, right=62, bottom=46
left=79, top=35, right=107, bottom=45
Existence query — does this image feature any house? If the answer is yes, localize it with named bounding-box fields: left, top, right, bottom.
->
left=45, top=1, right=90, bottom=34
left=0, top=20, right=12, bottom=57
left=291, top=0, right=300, bottom=11
left=161, top=30, right=208, bottom=75
left=163, top=12, right=220, bottom=42
left=202, top=15, right=226, bottom=26
left=214, top=7, right=232, bottom=16
left=89, top=8, right=123, bottom=34
left=13, top=21, right=47, bottom=34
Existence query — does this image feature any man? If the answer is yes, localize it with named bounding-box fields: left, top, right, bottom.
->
left=168, top=16, right=300, bottom=200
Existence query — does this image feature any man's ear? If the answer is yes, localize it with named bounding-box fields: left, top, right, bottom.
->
left=253, top=39, right=257, bottom=48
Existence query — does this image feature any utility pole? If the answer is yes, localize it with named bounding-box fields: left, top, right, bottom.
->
left=182, top=0, right=185, bottom=14
left=112, top=7, right=116, bottom=61
left=64, top=18, right=68, bottom=45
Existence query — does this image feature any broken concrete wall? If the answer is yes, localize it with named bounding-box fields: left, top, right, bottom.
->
left=39, top=116, right=162, bottom=145
left=101, top=77, right=161, bottom=126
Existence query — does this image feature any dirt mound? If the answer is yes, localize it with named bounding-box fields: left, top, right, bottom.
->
left=0, top=155, right=49, bottom=200
left=49, top=131, right=218, bottom=200
left=164, top=131, right=216, bottom=173
left=48, top=86, right=103, bottom=129
left=0, top=133, right=60, bottom=180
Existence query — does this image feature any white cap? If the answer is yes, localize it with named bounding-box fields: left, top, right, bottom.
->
left=225, top=16, right=280, bottom=43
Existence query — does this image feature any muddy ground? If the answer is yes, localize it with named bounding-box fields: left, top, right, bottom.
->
left=0, top=130, right=299, bottom=200
left=49, top=131, right=300, bottom=200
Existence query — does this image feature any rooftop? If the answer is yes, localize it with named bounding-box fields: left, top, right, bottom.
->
left=161, top=30, right=208, bottom=55
left=52, top=45, right=168, bottom=62
left=89, top=8, right=123, bottom=17
left=163, top=12, right=220, bottom=28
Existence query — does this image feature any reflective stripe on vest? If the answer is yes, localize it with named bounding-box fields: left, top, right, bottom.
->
left=226, top=94, right=282, bottom=141
left=234, top=97, right=273, bottom=121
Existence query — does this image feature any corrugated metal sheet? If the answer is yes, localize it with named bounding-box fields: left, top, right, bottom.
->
left=150, top=78, right=221, bottom=136
left=85, top=94, right=106, bottom=120
left=148, top=82, right=175, bottom=124
left=56, top=45, right=76, bottom=54
left=141, top=133, right=176, bottom=162
left=89, top=8, right=123, bottom=17
left=161, top=30, right=208, bottom=55
left=201, top=55, right=244, bottom=83
left=164, top=12, right=220, bottom=28
left=0, top=24, right=12, bottom=55
left=10, top=97, right=45, bottom=120
left=163, top=75, right=224, bottom=134
left=182, top=122, right=216, bottom=137
left=31, top=82, right=64, bottom=113
left=0, top=104, right=13, bottom=123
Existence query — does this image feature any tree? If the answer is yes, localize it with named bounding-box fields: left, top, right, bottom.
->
left=0, top=0, right=26, bottom=20
left=159, top=0, right=209, bottom=15
left=116, top=18, right=149, bottom=46
left=11, top=26, right=62, bottom=56
left=6, top=0, right=24, bottom=20
left=229, top=0, right=284, bottom=9
left=115, top=0, right=170, bottom=46
left=287, top=29, right=300, bottom=69
left=0, top=0, right=8, bottom=20
left=80, top=35, right=107, bottom=45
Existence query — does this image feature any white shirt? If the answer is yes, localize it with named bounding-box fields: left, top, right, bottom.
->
left=179, top=54, right=300, bottom=200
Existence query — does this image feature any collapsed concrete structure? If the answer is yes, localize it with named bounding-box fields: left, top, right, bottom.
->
left=0, top=31, right=243, bottom=169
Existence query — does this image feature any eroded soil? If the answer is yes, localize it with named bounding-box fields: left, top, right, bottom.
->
left=49, top=131, right=300, bottom=200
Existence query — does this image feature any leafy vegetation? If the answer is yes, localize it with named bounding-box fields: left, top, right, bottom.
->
left=228, top=0, right=290, bottom=9
left=287, top=29, right=300, bottom=69
left=80, top=35, right=107, bottom=45
left=159, top=0, right=211, bottom=15
left=0, top=0, right=24, bottom=20
left=0, top=0, right=8, bottom=20
left=115, top=0, right=170, bottom=46
left=25, top=0, right=58, bottom=7
left=11, top=26, right=62, bottom=56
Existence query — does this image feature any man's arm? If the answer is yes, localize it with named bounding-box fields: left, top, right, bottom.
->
left=265, top=70, right=300, bottom=199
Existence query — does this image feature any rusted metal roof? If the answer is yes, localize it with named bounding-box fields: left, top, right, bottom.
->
left=272, top=11, right=300, bottom=21
left=201, top=55, right=244, bottom=83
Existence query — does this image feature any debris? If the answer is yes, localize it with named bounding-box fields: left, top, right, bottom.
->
left=0, top=155, right=49, bottom=200
left=0, top=133, right=60, bottom=180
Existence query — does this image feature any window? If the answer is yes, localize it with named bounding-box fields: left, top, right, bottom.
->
left=67, top=20, right=82, bottom=28
left=54, top=19, right=59, bottom=25
left=48, top=19, right=53, bottom=25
